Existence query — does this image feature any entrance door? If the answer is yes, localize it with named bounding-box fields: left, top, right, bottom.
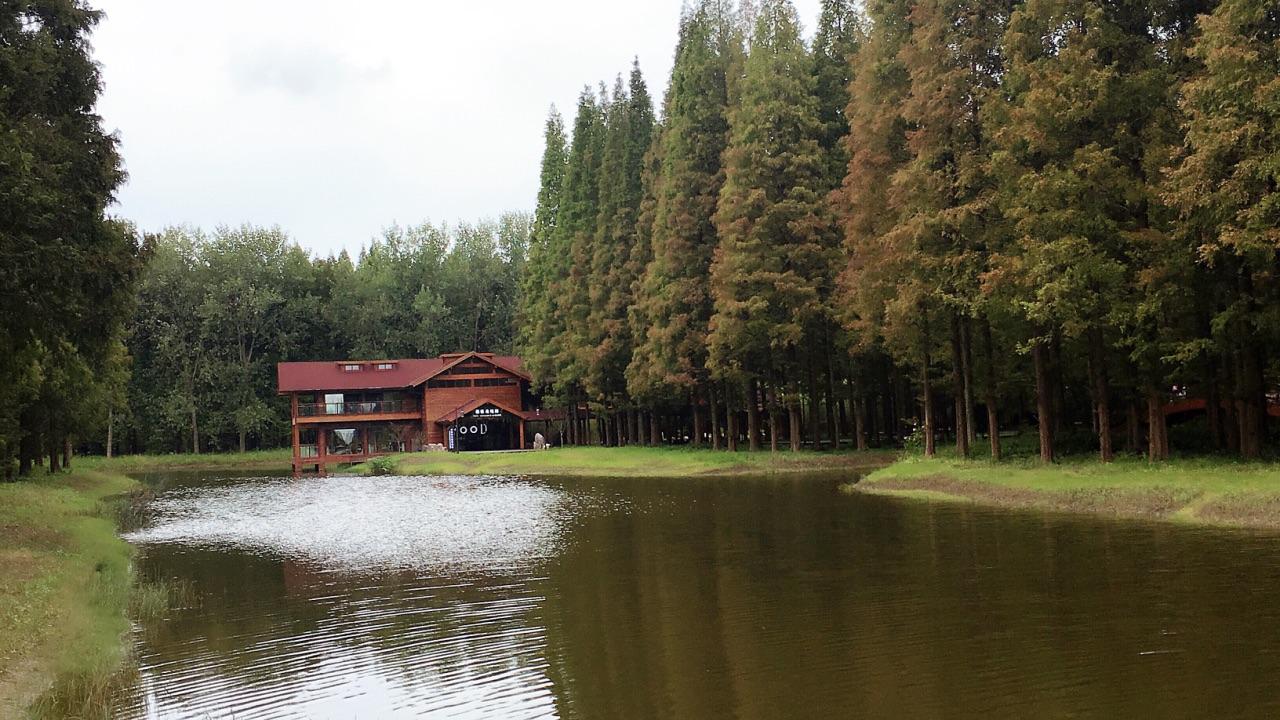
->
left=453, top=405, right=516, bottom=451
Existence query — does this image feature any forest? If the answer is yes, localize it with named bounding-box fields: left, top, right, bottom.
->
left=519, top=0, right=1280, bottom=462
left=2, top=0, right=1279, bottom=476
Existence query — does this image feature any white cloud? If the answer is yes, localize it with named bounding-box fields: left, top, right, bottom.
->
left=93, top=0, right=823, bottom=257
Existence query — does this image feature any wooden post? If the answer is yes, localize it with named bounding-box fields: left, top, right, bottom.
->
left=317, top=427, right=327, bottom=475
left=520, top=420, right=527, bottom=449
left=291, top=394, right=301, bottom=472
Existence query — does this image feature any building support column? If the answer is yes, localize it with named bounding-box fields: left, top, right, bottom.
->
left=317, top=427, right=327, bottom=475
left=520, top=420, right=527, bottom=449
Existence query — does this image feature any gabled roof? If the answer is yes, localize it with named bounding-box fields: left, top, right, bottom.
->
left=431, top=397, right=530, bottom=423
left=276, top=353, right=529, bottom=394
left=416, top=351, right=531, bottom=384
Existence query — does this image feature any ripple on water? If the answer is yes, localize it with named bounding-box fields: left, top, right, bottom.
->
left=124, top=475, right=569, bottom=573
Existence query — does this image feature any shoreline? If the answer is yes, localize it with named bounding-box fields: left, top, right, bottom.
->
left=0, top=468, right=141, bottom=717
left=854, top=456, right=1280, bottom=531
left=387, top=446, right=898, bottom=478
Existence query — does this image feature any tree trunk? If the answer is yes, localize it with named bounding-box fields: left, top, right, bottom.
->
left=1147, top=388, right=1169, bottom=462
left=921, top=359, right=936, bottom=458
left=18, top=426, right=36, bottom=476
left=767, top=383, right=780, bottom=453
left=806, top=360, right=822, bottom=450
left=789, top=398, right=802, bottom=452
left=710, top=385, right=721, bottom=450
left=239, top=430, right=247, bottom=454
left=950, top=317, right=969, bottom=457
left=1051, top=331, right=1066, bottom=440
left=106, top=407, right=114, bottom=459
left=727, top=394, right=739, bottom=452
left=980, top=319, right=1001, bottom=461
left=649, top=411, right=660, bottom=446
left=1238, top=345, right=1264, bottom=459
left=1126, top=399, right=1141, bottom=453
left=63, top=437, right=71, bottom=471
left=826, top=351, right=841, bottom=450
left=747, top=379, right=762, bottom=451
left=690, top=394, right=702, bottom=448
left=1205, top=359, right=1222, bottom=451
left=1088, top=328, right=1114, bottom=462
left=47, top=423, right=61, bottom=474
left=960, top=317, right=977, bottom=447
left=855, top=391, right=868, bottom=451
left=1032, top=339, right=1055, bottom=463
left=191, top=405, right=200, bottom=455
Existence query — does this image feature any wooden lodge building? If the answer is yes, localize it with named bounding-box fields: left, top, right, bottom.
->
left=277, top=352, right=555, bottom=473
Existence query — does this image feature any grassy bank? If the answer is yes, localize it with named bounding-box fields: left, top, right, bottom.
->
left=78, top=448, right=293, bottom=473
left=390, top=446, right=897, bottom=478
left=0, top=469, right=141, bottom=717
left=856, top=455, right=1280, bottom=529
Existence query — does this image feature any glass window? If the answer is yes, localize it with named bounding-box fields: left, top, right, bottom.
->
left=375, top=363, right=396, bottom=371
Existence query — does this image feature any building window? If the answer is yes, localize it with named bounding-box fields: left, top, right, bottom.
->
left=427, top=379, right=471, bottom=389
left=474, top=378, right=515, bottom=387
left=375, top=363, right=396, bottom=371
left=447, top=364, right=492, bottom=375
left=341, top=363, right=363, bottom=372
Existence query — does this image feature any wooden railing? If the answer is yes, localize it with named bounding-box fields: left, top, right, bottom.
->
left=297, top=400, right=419, bottom=417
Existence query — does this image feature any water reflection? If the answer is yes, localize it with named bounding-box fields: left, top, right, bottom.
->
left=118, top=472, right=1280, bottom=719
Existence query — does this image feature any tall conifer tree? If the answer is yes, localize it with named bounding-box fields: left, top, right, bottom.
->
left=517, top=107, right=569, bottom=388
left=710, top=0, right=830, bottom=451
left=587, top=63, right=656, bottom=427
left=1166, top=0, right=1278, bottom=459
left=628, top=1, right=743, bottom=443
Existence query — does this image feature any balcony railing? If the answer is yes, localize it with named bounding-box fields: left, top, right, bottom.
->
left=297, top=400, right=420, bottom=417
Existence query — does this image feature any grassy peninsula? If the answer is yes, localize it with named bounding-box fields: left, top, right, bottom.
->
left=0, top=469, right=140, bottom=717
left=856, top=455, right=1280, bottom=529
left=389, top=446, right=897, bottom=478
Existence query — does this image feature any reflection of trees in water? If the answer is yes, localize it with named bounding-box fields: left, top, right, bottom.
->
left=534, top=477, right=1280, bottom=720
left=125, top=477, right=1280, bottom=719
left=127, top=548, right=557, bottom=716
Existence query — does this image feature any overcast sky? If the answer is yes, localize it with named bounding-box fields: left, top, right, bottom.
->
left=93, top=0, right=823, bottom=258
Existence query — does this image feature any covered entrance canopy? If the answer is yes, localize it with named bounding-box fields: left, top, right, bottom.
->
left=433, top=398, right=529, bottom=451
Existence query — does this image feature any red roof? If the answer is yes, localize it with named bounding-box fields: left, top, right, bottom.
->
left=431, top=396, right=531, bottom=423
left=276, top=353, right=528, bottom=394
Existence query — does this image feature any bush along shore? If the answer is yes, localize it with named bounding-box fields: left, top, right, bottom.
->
left=854, top=454, right=1280, bottom=530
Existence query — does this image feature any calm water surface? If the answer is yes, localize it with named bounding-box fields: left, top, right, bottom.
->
left=115, top=468, right=1280, bottom=719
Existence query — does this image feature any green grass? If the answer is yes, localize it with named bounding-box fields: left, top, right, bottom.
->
left=859, top=452, right=1280, bottom=528
left=0, top=469, right=140, bottom=717
left=389, top=445, right=897, bottom=478
left=867, top=454, right=1280, bottom=493
left=77, top=448, right=293, bottom=473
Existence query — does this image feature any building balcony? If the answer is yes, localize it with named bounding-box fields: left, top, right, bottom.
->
left=294, top=399, right=421, bottom=423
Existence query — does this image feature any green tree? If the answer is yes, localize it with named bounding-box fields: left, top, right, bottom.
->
left=709, top=0, right=830, bottom=452
left=835, top=0, right=926, bottom=453
left=1166, top=0, right=1279, bottom=459
left=988, top=0, right=1176, bottom=462
left=518, top=108, right=569, bottom=386
left=629, top=1, right=743, bottom=444
left=586, top=62, right=656, bottom=434
left=1, top=2, right=146, bottom=473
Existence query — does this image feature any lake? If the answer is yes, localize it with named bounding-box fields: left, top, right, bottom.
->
left=114, top=469, right=1280, bottom=719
